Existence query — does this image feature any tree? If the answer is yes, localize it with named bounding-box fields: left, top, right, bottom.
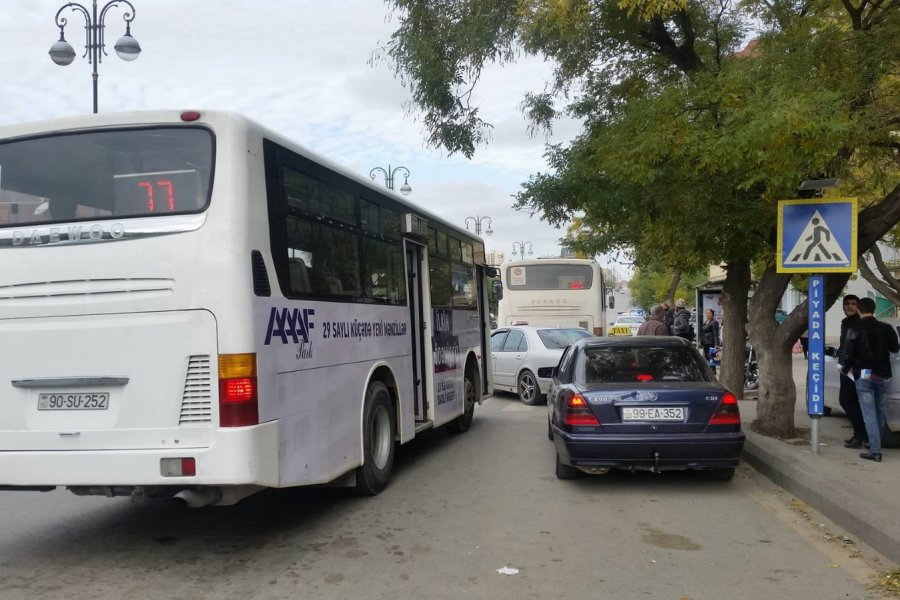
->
left=629, top=266, right=707, bottom=310
left=384, top=0, right=900, bottom=436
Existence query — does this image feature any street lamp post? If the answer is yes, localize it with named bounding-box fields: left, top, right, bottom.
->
left=49, top=0, right=141, bottom=114
left=369, top=165, right=412, bottom=195
left=464, top=215, right=493, bottom=236
left=512, top=241, right=533, bottom=258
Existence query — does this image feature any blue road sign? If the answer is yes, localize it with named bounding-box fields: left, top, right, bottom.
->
left=807, top=276, right=825, bottom=416
left=777, top=198, right=857, bottom=273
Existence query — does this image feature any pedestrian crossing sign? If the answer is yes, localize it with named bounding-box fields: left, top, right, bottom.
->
left=777, top=198, right=857, bottom=273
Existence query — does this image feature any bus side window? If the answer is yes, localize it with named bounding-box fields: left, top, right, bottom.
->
left=288, top=257, right=311, bottom=293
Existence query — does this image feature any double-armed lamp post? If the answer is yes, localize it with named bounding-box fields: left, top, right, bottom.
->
left=48, top=0, right=142, bottom=114
left=464, top=215, right=493, bottom=236
left=512, top=241, right=533, bottom=258
left=369, top=165, right=412, bottom=195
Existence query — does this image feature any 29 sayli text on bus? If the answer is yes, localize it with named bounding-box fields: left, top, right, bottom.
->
left=0, top=110, right=496, bottom=506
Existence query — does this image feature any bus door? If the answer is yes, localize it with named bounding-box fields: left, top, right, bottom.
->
left=476, top=265, right=491, bottom=394
left=404, top=239, right=428, bottom=422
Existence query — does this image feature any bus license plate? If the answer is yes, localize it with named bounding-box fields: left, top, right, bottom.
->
left=38, top=392, right=110, bottom=411
left=621, top=407, right=684, bottom=422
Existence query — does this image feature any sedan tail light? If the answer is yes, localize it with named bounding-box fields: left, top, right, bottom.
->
left=708, top=392, right=740, bottom=426
left=563, top=392, right=600, bottom=426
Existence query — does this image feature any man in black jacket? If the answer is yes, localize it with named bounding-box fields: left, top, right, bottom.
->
left=841, top=297, right=900, bottom=462
left=837, top=295, right=866, bottom=448
left=672, top=299, right=694, bottom=342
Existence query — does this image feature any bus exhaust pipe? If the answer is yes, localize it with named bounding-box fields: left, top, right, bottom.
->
left=173, top=488, right=221, bottom=508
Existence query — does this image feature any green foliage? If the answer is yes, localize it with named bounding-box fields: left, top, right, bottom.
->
left=629, top=267, right=708, bottom=310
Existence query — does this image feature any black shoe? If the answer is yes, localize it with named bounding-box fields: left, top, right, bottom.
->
left=844, top=438, right=863, bottom=449
left=859, top=452, right=882, bottom=462
left=845, top=436, right=856, bottom=444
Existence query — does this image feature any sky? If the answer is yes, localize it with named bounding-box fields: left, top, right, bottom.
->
left=0, top=0, right=631, bottom=278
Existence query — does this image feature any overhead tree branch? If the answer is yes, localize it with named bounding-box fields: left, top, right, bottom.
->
left=859, top=256, right=900, bottom=306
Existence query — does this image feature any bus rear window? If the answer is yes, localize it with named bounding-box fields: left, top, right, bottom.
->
left=505, top=264, right=593, bottom=290
left=0, top=127, right=213, bottom=227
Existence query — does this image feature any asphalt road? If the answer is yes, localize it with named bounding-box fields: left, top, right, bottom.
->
left=0, top=395, right=891, bottom=600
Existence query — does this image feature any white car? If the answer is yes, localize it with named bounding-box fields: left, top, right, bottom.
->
left=490, top=326, right=596, bottom=405
left=823, top=319, right=900, bottom=446
left=608, top=314, right=644, bottom=337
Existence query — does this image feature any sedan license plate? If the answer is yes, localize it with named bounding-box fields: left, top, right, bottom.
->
left=621, top=406, right=684, bottom=422
left=38, top=392, right=110, bottom=411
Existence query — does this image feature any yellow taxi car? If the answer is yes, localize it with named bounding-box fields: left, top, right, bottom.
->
left=607, top=314, right=643, bottom=337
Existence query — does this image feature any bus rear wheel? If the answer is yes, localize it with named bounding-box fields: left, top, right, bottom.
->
left=448, top=367, right=477, bottom=434
left=355, top=381, right=396, bottom=495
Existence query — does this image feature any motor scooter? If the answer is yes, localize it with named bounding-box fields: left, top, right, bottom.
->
left=744, top=343, right=759, bottom=390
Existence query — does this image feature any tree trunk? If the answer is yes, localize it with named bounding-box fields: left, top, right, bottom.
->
left=664, top=267, right=682, bottom=307
left=747, top=266, right=795, bottom=436
left=719, top=259, right=751, bottom=398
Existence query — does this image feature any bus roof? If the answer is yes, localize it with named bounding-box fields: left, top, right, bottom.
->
left=0, top=109, right=484, bottom=248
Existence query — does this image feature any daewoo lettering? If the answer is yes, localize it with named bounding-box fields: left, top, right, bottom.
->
left=11, top=222, right=126, bottom=246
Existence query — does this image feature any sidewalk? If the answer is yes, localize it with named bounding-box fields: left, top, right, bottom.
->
left=741, top=354, right=900, bottom=563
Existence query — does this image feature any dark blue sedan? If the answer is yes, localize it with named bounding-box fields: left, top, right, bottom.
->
left=547, top=336, right=745, bottom=481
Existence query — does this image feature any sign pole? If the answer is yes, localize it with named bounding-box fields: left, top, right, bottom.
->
left=807, top=276, right=825, bottom=454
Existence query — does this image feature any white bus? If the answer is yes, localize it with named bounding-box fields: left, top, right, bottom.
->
left=496, top=258, right=610, bottom=336
left=0, top=110, right=493, bottom=506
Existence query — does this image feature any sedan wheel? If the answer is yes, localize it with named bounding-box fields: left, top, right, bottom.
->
left=517, top=369, right=543, bottom=405
left=555, top=454, right=581, bottom=479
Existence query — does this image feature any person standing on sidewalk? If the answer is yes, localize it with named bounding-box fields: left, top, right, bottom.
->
left=672, top=299, right=695, bottom=342
left=841, top=297, right=900, bottom=462
left=637, top=304, right=671, bottom=336
left=700, top=309, right=721, bottom=372
left=837, top=294, right=866, bottom=448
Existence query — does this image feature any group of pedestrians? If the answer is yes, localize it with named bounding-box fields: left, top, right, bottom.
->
left=837, top=294, right=899, bottom=463
left=636, top=299, right=719, bottom=350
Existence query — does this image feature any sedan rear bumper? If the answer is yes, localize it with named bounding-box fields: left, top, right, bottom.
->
left=554, top=429, right=745, bottom=470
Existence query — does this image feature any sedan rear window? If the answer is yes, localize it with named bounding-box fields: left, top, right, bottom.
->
left=616, top=317, right=643, bottom=324
left=537, top=328, right=593, bottom=349
left=579, top=346, right=713, bottom=384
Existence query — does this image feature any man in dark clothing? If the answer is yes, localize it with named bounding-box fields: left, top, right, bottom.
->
left=837, top=295, right=866, bottom=448
left=637, top=304, right=671, bottom=336
left=841, top=297, right=900, bottom=462
left=671, top=299, right=695, bottom=342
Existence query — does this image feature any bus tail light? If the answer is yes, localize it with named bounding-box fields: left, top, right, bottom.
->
left=218, top=353, right=258, bottom=427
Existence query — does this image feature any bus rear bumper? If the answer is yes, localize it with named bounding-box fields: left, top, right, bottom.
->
left=0, top=421, right=279, bottom=490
